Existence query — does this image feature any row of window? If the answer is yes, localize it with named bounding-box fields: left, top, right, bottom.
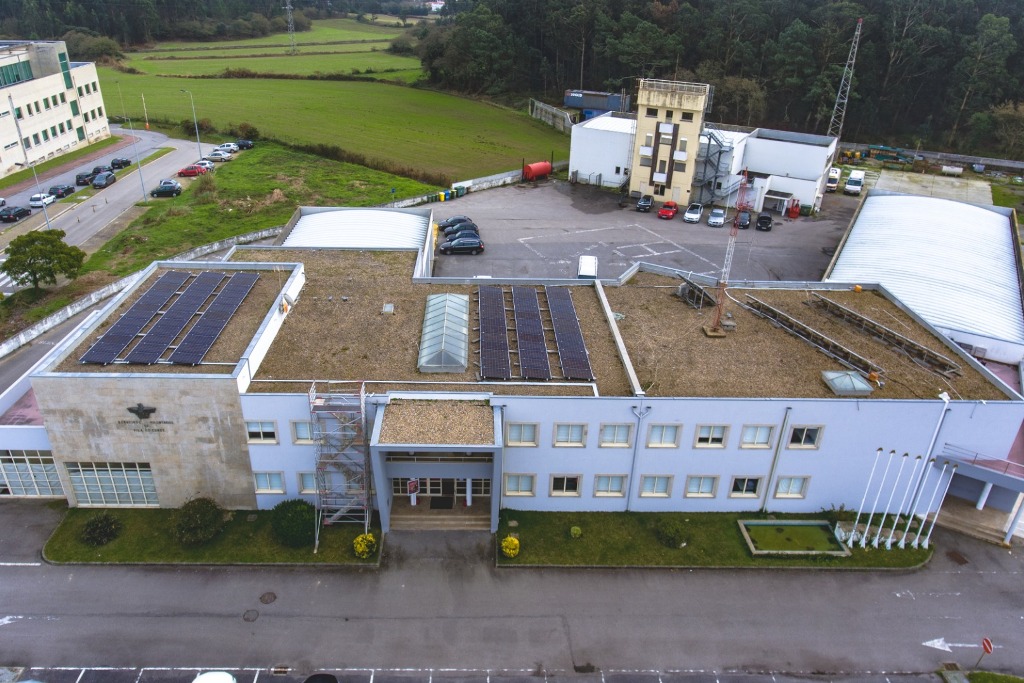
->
left=22, top=118, right=76, bottom=148
left=246, top=420, right=358, bottom=444
left=14, top=90, right=69, bottom=119
left=504, top=473, right=809, bottom=500
left=82, top=106, right=104, bottom=122
left=507, top=422, right=822, bottom=450
left=77, top=81, right=100, bottom=98
left=645, top=107, right=694, bottom=122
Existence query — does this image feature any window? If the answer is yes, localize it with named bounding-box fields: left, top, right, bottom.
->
left=50, top=125, right=57, bottom=137
left=615, top=166, right=621, bottom=174
left=246, top=421, right=277, bottom=443
left=730, top=476, right=761, bottom=497
left=77, top=86, right=83, bottom=97
left=65, top=462, right=157, bottom=505
left=695, top=425, right=728, bottom=448
left=640, top=475, right=672, bottom=497
left=298, top=472, right=317, bottom=494
left=646, top=107, right=658, bottom=118
left=507, top=423, right=538, bottom=447
left=551, top=475, right=580, bottom=496
left=504, top=474, right=534, bottom=496
left=70, top=101, right=79, bottom=115
left=647, top=424, right=680, bottom=448
left=657, top=159, right=667, bottom=173
left=599, top=424, right=632, bottom=448
left=22, top=137, right=30, bottom=149
left=554, top=423, right=586, bottom=447
left=58, top=122, right=65, bottom=134
left=775, top=476, right=808, bottom=498
left=741, top=425, right=774, bottom=449
left=673, top=162, right=686, bottom=172
left=789, top=426, right=822, bottom=449
left=640, top=157, right=653, bottom=168
left=41, top=129, right=49, bottom=141
left=0, top=450, right=63, bottom=496
left=14, top=106, right=21, bottom=119
left=654, top=184, right=666, bottom=195
left=665, top=110, right=673, bottom=121
left=685, top=475, right=718, bottom=498
left=254, top=472, right=285, bottom=493
left=644, top=133, right=653, bottom=146
left=678, top=139, right=688, bottom=151
left=32, top=133, right=40, bottom=145
left=681, top=112, right=694, bottom=121
left=594, top=475, right=626, bottom=497
left=44, top=98, right=50, bottom=110
left=60, top=92, right=66, bottom=103
left=292, top=421, right=314, bottom=443
left=97, top=106, right=103, bottom=117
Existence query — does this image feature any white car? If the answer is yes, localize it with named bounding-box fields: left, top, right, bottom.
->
left=682, top=203, right=704, bottom=223
left=203, top=150, right=233, bottom=162
left=29, top=193, right=56, bottom=208
left=216, top=142, right=240, bottom=153
left=707, top=207, right=726, bottom=227
left=194, top=159, right=216, bottom=171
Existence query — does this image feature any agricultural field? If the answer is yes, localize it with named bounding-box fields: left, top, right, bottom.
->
left=142, top=18, right=409, bottom=51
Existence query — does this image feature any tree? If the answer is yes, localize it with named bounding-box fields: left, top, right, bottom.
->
left=990, top=101, right=1024, bottom=156
left=1, top=230, right=86, bottom=290
left=947, top=14, right=1016, bottom=146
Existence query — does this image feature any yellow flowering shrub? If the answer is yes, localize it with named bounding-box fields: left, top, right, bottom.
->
left=353, top=532, right=377, bottom=559
left=501, top=535, right=520, bottom=558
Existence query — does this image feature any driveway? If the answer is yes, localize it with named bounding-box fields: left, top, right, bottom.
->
left=874, top=169, right=993, bottom=204
left=432, top=181, right=857, bottom=282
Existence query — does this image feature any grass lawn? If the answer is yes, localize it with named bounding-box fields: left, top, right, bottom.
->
left=144, top=18, right=404, bottom=51
left=970, top=674, right=1024, bottom=683
left=742, top=521, right=845, bottom=553
left=45, top=505, right=379, bottom=564
left=128, top=51, right=421, bottom=79
left=497, top=511, right=932, bottom=569
left=82, top=141, right=439, bottom=276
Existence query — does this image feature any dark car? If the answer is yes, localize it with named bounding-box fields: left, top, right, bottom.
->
left=438, top=215, right=472, bottom=230
left=755, top=212, right=774, bottom=231
left=110, top=157, right=132, bottom=169
left=235, top=139, right=255, bottom=150
left=48, top=184, right=75, bottom=198
left=150, top=179, right=183, bottom=197
left=636, top=195, right=654, bottom=212
left=439, top=236, right=484, bottom=255
left=736, top=210, right=751, bottom=229
left=443, top=221, right=479, bottom=238
left=76, top=171, right=97, bottom=186
left=92, top=165, right=113, bottom=175
left=0, top=206, right=31, bottom=223
left=92, top=171, right=117, bottom=189
left=445, top=228, right=480, bottom=243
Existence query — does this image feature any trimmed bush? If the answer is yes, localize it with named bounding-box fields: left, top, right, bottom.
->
left=81, top=511, right=123, bottom=546
left=172, top=497, right=225, bottom=546
left=569, top=525, right=582, bottom=539
left=655, top=518, right=689, bottom=548
left=270, top=499, right=316, bottom=548
left=353, top=532, right=377, bottom=559
left=501, top=535, right=520, bottom=558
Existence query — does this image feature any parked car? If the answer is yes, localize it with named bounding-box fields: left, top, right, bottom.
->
left=178, top=165, right=208, bottom=177
left=29, top=193, right=56, bottom=208
left=736, top=210, right=751, bottom=229
left=110, top=157, right=132, bottom=169
left=755, top=212, right=774, bottom=231
left=48, top=184, right=75, bottom=198
left=445, top=228, right=481, bottom=243
left=75, top=170, right=98, bottom=186
left=683, top=203, right=704, bottom=223
left=707, top=207, right=727, bottom=227
left=216, top=142, right=240, bottom=153
left=442, top=221, right=478, bottom=238
left=437, top=215, right=472, bottom=229
left=657, top=201, right=679, bottom=219
left=235, top=139, right=255, bottom=150
left=194, top=160, right=215, bottom=172
left=92, top=165, right=113, bottom=175
left=636, top=195, right=654, bottom=212
left=150, top=179, right=183, bottom=197
left=439, top=236, right=484, bottom=255
left=0, top=206, right=31, bottom=222
left=203, top=150, right=233, bottom=162
left=92, top=171, right=117, bottom=189
left=0, top=197, right=5, bottom=206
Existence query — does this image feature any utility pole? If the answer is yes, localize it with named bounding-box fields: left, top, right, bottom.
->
left=827, top=18, right=863, bottom=141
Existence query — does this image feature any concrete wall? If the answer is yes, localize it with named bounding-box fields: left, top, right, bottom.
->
left=31, top=374, right=256, bottom=508
left=241, top=392, right=318, bottom=508
left=744, top=137, right=830, bottom=181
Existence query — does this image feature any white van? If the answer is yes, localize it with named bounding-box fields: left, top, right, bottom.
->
left=844, top=169, right=866, bottom=195
left=825, top=167, right=841, bottom=192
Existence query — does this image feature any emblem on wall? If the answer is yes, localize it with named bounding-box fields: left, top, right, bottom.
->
left=127, top=403, right=157, bottom=420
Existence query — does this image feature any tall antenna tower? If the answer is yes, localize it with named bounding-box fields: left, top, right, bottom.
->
left=827, top=18, right=863, bottom=140
left=284, top=2, right=298, bottom=55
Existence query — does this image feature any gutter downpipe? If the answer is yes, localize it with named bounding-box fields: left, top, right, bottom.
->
left=626, top=400, right=651, bottom=511
left=900, top=392, right=951, bottom=547
left=760, top=406, right=791, bottom=513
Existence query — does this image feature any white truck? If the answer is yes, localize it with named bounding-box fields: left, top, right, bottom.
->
left=844, top=169, right=866, bottom=195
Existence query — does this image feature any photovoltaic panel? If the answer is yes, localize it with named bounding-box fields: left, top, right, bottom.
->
left=168, top=272, right=260, bottom=365
left=124, top=272, right=226, bottom=364
left=545, top=286, right=594, bottom=380
left=478, top=285, right=511, bottom=380
left=80, top=270, right=190, bottom=364
left=511, top=286, right=551, bottom=380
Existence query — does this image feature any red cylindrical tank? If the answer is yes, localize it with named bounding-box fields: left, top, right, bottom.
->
left=523, top=161, right=552, bottom=181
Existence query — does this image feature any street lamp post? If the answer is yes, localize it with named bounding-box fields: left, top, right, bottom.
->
left=7, top=94, right=51, bottom=230
left=180, top=89, right=203, bottom=160
left=117, top=82, right=148, bottom=202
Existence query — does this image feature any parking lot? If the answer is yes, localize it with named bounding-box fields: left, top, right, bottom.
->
left=431, top=181, right=859, bottom=282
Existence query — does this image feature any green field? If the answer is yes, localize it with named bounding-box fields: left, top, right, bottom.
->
left=142, top=18, right=406, bottom=51
left=127, top=51, right=421, bottom=79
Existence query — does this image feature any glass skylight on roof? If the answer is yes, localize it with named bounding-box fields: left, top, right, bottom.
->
left=418, top=294, right=469, bottom=373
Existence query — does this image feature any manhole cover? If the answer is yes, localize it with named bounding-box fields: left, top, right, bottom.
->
left=946, top=550, right=969, bottom=565
left=242, top=609, right=259, bottom=622
left=260, top=592, right=277, bottom=604
left=943, top=662, right=962, bottom=671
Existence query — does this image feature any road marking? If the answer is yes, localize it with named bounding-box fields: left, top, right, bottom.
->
left=0, top=615, right=24, bottom=625
left=0, top=561, right=42, bottom=566
left=923, top=637, right=1003, bottom=652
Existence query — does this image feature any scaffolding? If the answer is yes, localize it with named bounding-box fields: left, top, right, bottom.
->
left=309, top=382, right=371, bottom=551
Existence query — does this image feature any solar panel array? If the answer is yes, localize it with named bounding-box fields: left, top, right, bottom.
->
left=545, top=286, right=594, bottom=380
left=511, top=286, right=551, bottom=380
left=80, top=271, right=190, bottom=364
left=124, top=272, right=226, bottom=365
left=478, top=286, right=511, bottom=380
left=168, top=272, right=260, bottom=366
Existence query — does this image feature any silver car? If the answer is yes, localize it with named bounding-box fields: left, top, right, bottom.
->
left=707, top=207, right=726, bottom=227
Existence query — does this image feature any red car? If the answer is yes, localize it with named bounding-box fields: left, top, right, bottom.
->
left=657, top=201, right=679, bottom=219
left=177, top=165, right=208, bottom=178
